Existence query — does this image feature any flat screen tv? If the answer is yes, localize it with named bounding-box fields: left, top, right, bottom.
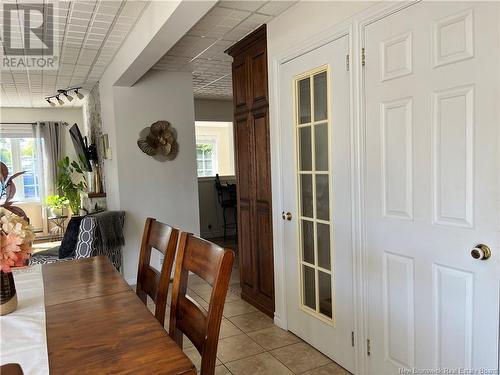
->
left=69, top=124, right=92, bottom=172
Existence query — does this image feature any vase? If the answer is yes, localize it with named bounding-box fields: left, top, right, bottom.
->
left=0, top=271, right=18, bottom=316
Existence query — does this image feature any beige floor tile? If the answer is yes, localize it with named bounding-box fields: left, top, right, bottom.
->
left=190, top=282, right=213, bottom=296
left=229, top=311, right=274, bottom=333
left=220, top=318, right=243, bottom=339
left=215, top=364, right=233, bottom=375
left=197, top=288, right=240, bottom=304
left=270, top=342, right=331, bottom=373
left=226, top=352, right=294, bottom=375
left=300, top=362, right=351, bottom=375
left=183, top=346, right=221, bottom=371
left=247, top=326, right=301, bottom=350
left=228, top=283, right=242, bottom=295
left=223, top=299, right=258, bottom=318
left=217, top=334, right=265, bottom=363
left=182, top=335, right=195, bottom=349
left=188, top=273, right=207, bottom=286
left=224, top=291, right=242, bottom=303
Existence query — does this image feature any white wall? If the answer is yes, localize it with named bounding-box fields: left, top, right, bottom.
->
left=267, top=1, right=376, bottom=59
left=112, top=69, right=200, bottom=283
left=194, top=99, right=233, bottom=122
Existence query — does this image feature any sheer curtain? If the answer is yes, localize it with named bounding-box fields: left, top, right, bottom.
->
left=33, top=122, right=66, bottom=198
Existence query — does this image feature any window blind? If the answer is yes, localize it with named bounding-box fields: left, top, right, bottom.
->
left=0, top=123, right=35, bottom=138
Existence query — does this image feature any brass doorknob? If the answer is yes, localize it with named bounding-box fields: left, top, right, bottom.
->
left=282, top=211, right=292, bottom=221
left=471, top=244, right=491, bottom=260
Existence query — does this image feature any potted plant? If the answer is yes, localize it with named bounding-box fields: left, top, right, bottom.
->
left=45, top=195, right=69, bottom=217
left=56, top=157, right=87, bottom=215
left=0, top=162, right=34, bottom=315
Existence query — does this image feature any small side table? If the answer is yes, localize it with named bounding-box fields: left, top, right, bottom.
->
left=48, top=215, right=68, bottom=240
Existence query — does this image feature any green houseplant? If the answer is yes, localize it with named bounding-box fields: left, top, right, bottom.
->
left=45, top=195, right=69, bottom=217
left=56, top=157, right=87, bottom=215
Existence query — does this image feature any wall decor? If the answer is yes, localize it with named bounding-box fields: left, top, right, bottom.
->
left=137, top=121, right=179, bottom=161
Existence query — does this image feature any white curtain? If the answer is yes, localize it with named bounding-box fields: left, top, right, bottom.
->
left=32, top=122, right=66, bottom=198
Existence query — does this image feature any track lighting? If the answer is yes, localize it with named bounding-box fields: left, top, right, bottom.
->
left=74, top=89, right=84, bottom=100
left=46, top=86, right=84, bottom=106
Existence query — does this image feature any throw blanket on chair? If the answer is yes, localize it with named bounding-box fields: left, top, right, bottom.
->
left=91, top=211, right=126, bottom=269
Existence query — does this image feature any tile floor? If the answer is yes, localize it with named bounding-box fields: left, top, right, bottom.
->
left=144, top=237, right=350, bottom=375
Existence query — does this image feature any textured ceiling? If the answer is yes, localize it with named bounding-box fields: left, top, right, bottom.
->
left=0, top=0, right=148, bottom=108
left=152, top=0, right=298, bottom=100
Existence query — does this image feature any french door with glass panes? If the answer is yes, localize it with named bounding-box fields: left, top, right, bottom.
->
left=280, top=35, right=354, bottom=372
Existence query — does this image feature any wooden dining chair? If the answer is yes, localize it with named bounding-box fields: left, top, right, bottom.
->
left=0, top=363, right=24, bottom=375
left=136, top=217, right=179, bottom=325
left=169, top=232, right=235, bottom=375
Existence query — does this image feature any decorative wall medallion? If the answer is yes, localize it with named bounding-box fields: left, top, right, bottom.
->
left=137, top=121, right=179, bottom=161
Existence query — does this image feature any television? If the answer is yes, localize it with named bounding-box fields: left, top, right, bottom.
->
left=69, top=124, right=93, bottom=172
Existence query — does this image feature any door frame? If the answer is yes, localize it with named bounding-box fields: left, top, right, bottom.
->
left=269, top=2, right=427, bottom=374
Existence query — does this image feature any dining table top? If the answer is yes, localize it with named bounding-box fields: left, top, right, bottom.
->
left=42, top=256, right=196, bottom=375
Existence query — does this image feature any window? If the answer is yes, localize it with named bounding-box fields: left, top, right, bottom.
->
left=195, top=121, right=235, bottom=177
left=0, top=137, right=41, bottom=201
left=196, top=140, right=217, bottom=177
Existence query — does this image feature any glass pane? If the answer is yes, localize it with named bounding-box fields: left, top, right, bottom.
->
left=298, top=78, right=311, bottom=124
left=316, top=175, right=329, bottom=221
left=299, top=127, right=312, bottom=171
left=318, top=271, right=332, bottom=318
left=314, top=71, right=328, bottom=121
left=300, top=174, right=313, bottom=218
left=314, top=123, right=328, bottom=171
left=301, top=220, right=314, bottom=264
left=303, top=265, right=316, bottom=310
left=317, top=223, right=331, bottom=270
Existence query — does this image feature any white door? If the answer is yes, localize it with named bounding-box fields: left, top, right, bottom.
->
left=364, top=2, right=499, bottom=373
left=280, top=35, right=354, bottom=371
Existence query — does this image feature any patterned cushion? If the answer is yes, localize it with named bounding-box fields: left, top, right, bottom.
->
left=75, top=216, right=122, bottom=270
left=28, top=214, right=124, bottom=270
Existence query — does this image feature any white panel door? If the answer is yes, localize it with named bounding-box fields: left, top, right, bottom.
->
left=280, top=35, right=354, bottom=371
left=364, top=2, right=499, bottom=373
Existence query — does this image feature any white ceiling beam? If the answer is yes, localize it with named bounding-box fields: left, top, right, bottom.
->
left=102, top=0, right=217, bottom=88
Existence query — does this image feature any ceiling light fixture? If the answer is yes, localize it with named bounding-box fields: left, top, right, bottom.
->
left=74, top=88, right=84, bottom=100
left=45, top=86, right=84, bottom=106
left=58, top=89, right=74, bottom=102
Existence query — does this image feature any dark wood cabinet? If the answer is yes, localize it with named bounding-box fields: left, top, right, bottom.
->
left=226, top=25, right=274, bottom=317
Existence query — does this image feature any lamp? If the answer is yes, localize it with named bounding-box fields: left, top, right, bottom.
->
left=64, top=92, right=73, bottom=102
left=46, top=98, right=55, bottom=107
left=56, top=95, right=64, bottom=105
left=75, top=89, right=84, bottom=100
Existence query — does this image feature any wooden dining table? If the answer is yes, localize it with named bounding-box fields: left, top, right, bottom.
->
left=42, top=256, right=196, bottom=375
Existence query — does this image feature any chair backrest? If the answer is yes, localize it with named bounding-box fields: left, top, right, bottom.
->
left=136, top=218, right=179, bottom=325
left=0, top=363, right=24, bottom=375
left=169, top=233, right=234, bottom=375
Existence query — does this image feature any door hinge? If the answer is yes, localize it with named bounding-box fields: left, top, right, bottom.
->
left=366, top=338, right=371, bottom=356
left=351, top=331, right=355, bottom=347
left=346, top=54, right=350, bottom=72
left=361, top=48, right=366, bottom=67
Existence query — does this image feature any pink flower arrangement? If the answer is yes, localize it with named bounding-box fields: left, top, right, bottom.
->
left=1, top=162, right=34, bottom=273
left=1, top=231, right=32, bottom=272
left=1, top=209, right=34, bottom=272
